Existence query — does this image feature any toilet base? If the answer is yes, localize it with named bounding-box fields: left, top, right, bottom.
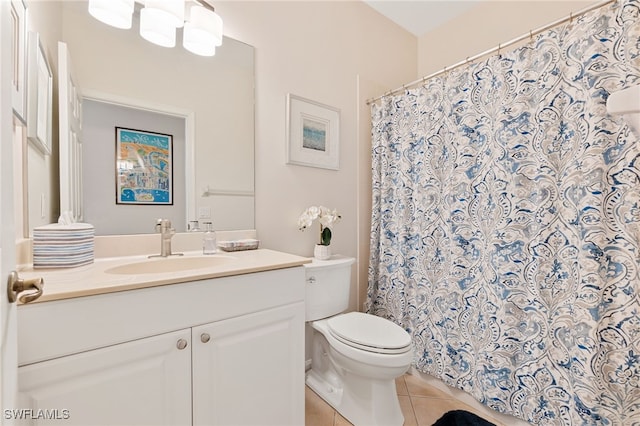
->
left=306, top=367, right=405, bottom=426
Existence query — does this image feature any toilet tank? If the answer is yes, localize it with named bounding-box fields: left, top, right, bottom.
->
left=304, top=255, right=355, bottom=321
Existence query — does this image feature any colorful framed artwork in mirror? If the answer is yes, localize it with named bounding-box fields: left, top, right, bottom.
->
left=115, top=127, right=173, bottom=205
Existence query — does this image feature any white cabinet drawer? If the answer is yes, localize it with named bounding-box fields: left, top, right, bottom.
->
left=18, top=267, right=305, bottom=366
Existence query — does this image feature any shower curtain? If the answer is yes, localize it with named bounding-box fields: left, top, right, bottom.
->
left=367, top=1, right=640, bottom=425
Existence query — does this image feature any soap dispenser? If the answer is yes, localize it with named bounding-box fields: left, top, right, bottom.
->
left=202, top=222, right=217, bottom=255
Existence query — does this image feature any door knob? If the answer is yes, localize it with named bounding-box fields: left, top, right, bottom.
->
left=176, top=339, right=188, bottom=350
left=201, top=333, right=210, bottom=343
left=7, top=271, right=44, bottom=304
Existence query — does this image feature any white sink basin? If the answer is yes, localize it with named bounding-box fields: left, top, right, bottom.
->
left=105, top=255, right=235, bottom=275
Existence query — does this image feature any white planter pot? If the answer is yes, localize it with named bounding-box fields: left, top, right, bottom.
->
left=314, top=244, right=331, bottom=260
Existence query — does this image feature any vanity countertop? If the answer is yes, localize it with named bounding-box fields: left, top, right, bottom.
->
left=17, top=249, right=311, bottom=304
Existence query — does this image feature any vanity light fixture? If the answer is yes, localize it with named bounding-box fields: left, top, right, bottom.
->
left=139, top=0, right=185, bottom=48
left=88, top=0, right=223, bottom=56
left=88, top=0, right=135, bottom=29
left=183, top=3, right=223, bottom=56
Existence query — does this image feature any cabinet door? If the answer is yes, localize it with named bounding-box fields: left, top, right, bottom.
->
left=17, top=329, right=192, bottom=426
left=192, top=302, right=305, bottom=426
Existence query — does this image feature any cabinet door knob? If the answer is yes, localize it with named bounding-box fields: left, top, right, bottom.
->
left=201, top=333, right=211, bottom=343
left=176, top=339, right=188, bottom=350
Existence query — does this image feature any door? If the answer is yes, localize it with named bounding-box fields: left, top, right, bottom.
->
left=58, top=41, right=83, bottom=222
left=192, top=302, right=305, bottom=426
left=1, top=0, right=19, bottom=421
left=18, top=329, right=192, bottom=426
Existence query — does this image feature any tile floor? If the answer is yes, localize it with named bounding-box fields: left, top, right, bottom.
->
left=305, top=373, right=505, bottom=426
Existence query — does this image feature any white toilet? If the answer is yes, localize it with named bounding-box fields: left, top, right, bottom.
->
left=304, top=256, right=413, bottom=426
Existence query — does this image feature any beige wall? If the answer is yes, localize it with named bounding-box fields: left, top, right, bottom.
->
left=216, top=1, right=418, bottom=311
left=418, top=1, right=597, bottom=77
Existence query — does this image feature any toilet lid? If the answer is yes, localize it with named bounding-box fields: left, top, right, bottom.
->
left=327, top=312, right=412, bottom=355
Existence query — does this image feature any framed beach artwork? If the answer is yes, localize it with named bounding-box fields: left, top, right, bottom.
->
left=286, top=94, right=340, bottom=170
left=115, top=127, right=173, bottom=205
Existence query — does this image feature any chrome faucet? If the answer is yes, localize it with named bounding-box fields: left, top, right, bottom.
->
left=150, top=219, right=183, bottom=258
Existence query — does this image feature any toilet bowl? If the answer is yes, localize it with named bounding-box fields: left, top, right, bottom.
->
left=304, top=256, right=413, bottom=426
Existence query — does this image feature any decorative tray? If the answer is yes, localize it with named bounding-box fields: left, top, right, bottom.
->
left=217, top=239, right=260, bottom=252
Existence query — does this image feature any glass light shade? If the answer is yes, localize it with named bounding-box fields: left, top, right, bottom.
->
left=182, top=5, right=223, bottom=56
left=143, top=0, right=185, bottom=28
left=88, top=0, right=134, bottom=29
left=183, top=25, right=216, bottom=56
left=140, top=7, right=177, bottom=48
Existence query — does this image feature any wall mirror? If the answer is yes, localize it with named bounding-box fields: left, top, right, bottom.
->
left=25, top=0, right=254, bottom=235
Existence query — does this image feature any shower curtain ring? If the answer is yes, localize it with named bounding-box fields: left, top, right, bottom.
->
left=498, top=43, right=502, bottom=58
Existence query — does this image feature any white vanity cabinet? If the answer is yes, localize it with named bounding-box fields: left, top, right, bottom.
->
left=16, top=266, right=305, bottom=426
left=18, top=329, right=193, bottom=425
left=192, top=304, right=303, bottom=425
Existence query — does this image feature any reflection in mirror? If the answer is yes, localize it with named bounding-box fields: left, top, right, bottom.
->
left=25, top=0, right=255, bottom=236
left=83, top=98, right=187, bottom=235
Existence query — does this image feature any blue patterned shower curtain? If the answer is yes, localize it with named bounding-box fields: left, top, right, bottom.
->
left=368, top=2, right=640, bottom=425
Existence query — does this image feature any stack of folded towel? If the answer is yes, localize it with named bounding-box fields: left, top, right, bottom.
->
left=32, top=223, right=95, bottom=268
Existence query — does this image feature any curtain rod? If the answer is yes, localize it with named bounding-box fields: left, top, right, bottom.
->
left=366, top=0, right=616, bottom=105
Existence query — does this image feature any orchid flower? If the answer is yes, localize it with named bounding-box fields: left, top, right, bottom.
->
left=298, top=205, right=341, bottom=245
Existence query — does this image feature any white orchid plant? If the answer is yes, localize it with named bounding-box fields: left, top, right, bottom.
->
left=298, top=206, right=341, bottom=246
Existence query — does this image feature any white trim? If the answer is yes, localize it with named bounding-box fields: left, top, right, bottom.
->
left=1, top=0, right=19, bottom=413
left=10, top=0, right=26, bottom=123
left=26, top=32, right=52, bottom=155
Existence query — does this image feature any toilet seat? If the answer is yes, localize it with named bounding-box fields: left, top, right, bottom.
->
left=327, top=312, right=412, bottom=355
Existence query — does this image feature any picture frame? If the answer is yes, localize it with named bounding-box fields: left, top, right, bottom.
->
left=115, top=127, right=173, bottom=205
left=11, top=0, right=27, bottom=123
left=26, top=31, right=52, bottom=154
left=286, top=94, right=340, bottom=170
